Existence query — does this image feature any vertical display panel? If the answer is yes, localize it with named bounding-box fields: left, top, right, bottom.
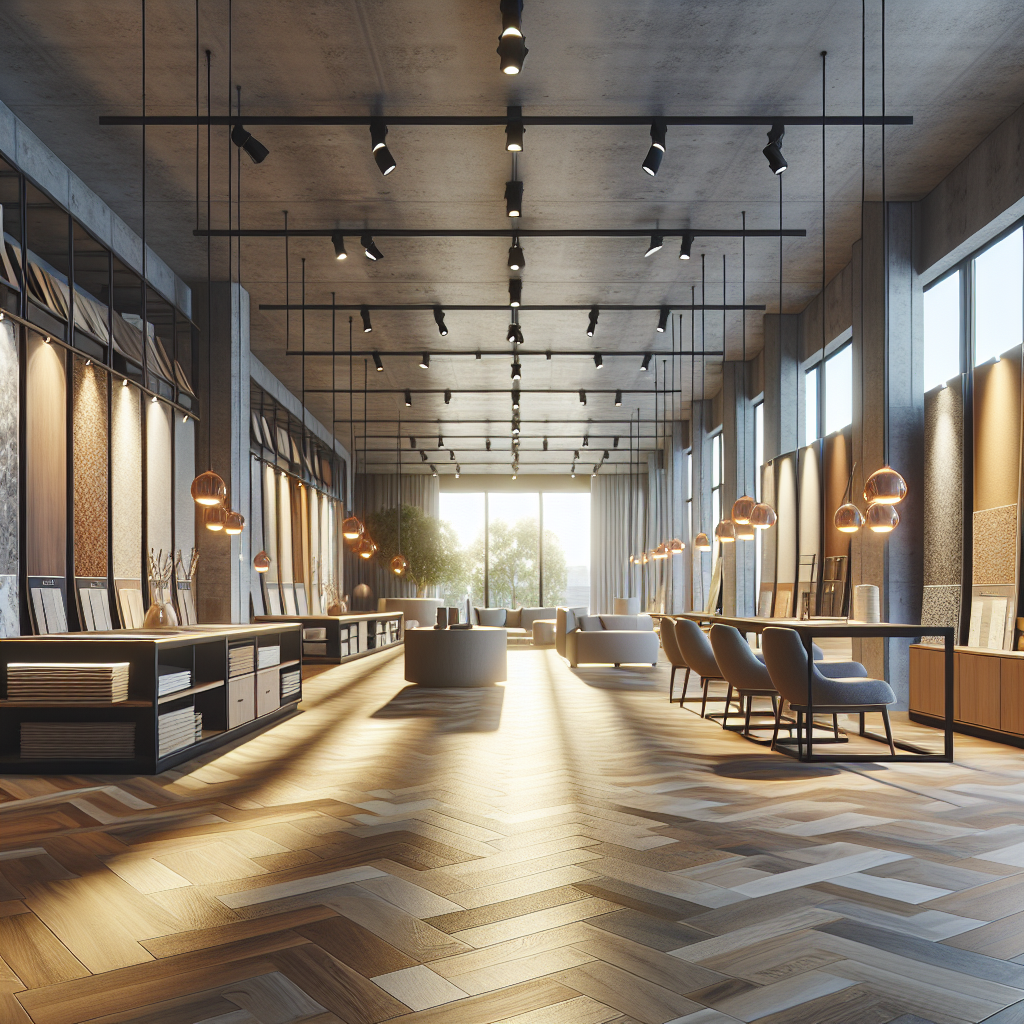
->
left=757, top=462, right=777, bottom=617
left=146, top=400, right=173, bottom=568
left=797, top=441, right=822, bottom=618
left=249, top=455, right=265, bottom=615
left=174, top=413, right=196, bottom=562
left=0, top=318, right=18, bottom=635
left=72, top=357, right=108, bottom=578
left=111, top=381, right=143, bottom=582
left=773, top=451, right=798, bottom=618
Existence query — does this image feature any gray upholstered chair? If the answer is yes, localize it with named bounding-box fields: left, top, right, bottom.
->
left=761, top=626, right=896, bottom=754
left=673, top=618, right=735, bottom=718
left=659, top=617, right=688, bottom=702
left=709, top=624, right=780, bottom=739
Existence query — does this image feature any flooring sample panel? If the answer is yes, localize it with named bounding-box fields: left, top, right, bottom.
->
left=0, top=318, right=18, bottom=584
left=973, top=504, right=1017, bottom=586
left=25, top=334, right=66, bottom=577
left=924, top=385, right=964, bottom=588
left=759, top=461, right=777, bottom=589
left=250, top=456, right=265, bottom=615
left=823, top=425, right=852, bottom=560
left=174, top=413, right=196, bottom=560
left=774, top=452, right=798, bottom=588
left=146, top=400, right=173, bottom=561
left=72, top=358, right=108, bottom=578
left=278, top=471, right=294, bottom=583
left=111, top=382, right=143, bottom=580
left=263, top=462, right=279, bottom=583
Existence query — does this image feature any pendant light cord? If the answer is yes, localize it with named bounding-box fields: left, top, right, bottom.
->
left=205, top=47, right=212, bottom=471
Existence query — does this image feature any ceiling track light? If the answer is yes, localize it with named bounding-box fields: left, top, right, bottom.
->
left=586, top=307, right=599, bottom=337
left=486, top=439, right=492, bottom=450
left=404, top=389, right=412, bottom=407
left=506, top=322, right=523, bottom=344
left=512, top=388, right=520, bottom=409
left=372, top=351, right=383, bottom=371
left=505, top=179, right=524, bottom=218
left=613, top=436, right=619, bottom=447
left=593, top=353, right=603, bottom=369
left=369, top=118, right=396, bottom=175
left=641, top=120, right=666, bottom=175
left=614, top=390, right=622, bottom=406
left=331, top=231, right=347, bottom=260
left=763, top=123, right=787, bottom=174
left=509, top=278, right=522, bottom=307
left=511, top=360, right=522, bottom=380
left=582, top=435, right=589, bottom=447
left=497, top=0, right=528, bottom=74
left=409, top=436, right=417, bottom=448
left=578, top=389, right=587, bottom=405
left=419, top=353, right=430, bottom=369
left=508, top=238, right=525, bottom=270
left=657, top=307, right=670, bottom=332
left=644, top=234, right=663, bottom=257
left=438, top=434, right=444, bottom=447
left=505, top=105, right=525, bottom=150
left=419, top=450, right=428, bottom=462
left=641, top=352, right=652, bottom=371
left=449, top=449, right=456, bottom=460
left=361, top=234, right=384, bottom=260
left=230, top=123, right=269, bottom=164
left=455, top=464, right=461, bottom=478
left=678, top=230, right=693, bottom=259
left=430, top=464, right=437, bottom=476
left=543, top=437, right=548, bottom=450
left=433, top=306, right=448, bottom=336
left=360, top=306, right=373, bottom=332
left=444, top=388, right=452, bottom=404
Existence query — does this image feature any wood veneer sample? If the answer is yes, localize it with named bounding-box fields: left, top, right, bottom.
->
left=72, top=358, right=108, bottom=577
left=823, top=425, right=852, bottom=560
left=146, top=400, right=173, bottom=559
left=908, top=644, right=945, bottom=718
left=774, top=452, right=798, bottom=588
left=26, top=335, right=66, bottom=577
left=973, top=345, right=1022, bottom=512
left=111, top=382, right=142, bottom=580
left=278, top=471, right=294, bottom=583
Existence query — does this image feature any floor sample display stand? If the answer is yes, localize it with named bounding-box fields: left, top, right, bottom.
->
left=0, top=623, right=302, bottom=774
left=254, top=612, right=403, bottom=664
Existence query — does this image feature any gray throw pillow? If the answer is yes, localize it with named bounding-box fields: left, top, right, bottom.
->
left=475, top=607, right=507, bottom=627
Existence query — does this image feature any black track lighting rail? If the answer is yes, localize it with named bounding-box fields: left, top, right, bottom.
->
left=336, top=417, right=671, bottom=425
left=287, top=348, right=726, bottom=358
left=262, top=303, right=761, bottom=312
left=201, top=227, right=803, bottom=240
left=306, top=387, right=681, bottom=395
left=102, top=114, right=911, bottom=127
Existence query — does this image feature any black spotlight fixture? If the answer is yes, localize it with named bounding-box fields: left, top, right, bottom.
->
left=409, top=436, right=417, bottom=448
left=512, top=437, right=520, bottom=449
left=511, top=360, right=522, bottom=381
left=486, top=439, right=492, bottom=450
left=641, top=120, right=666, bottom=176
left=438, top=434, right=444, bottom=447
left=505, top=179, right=524, bottom=218
left=603, top=450, right=610, bottom=461
left=505, top=106, right=525, bottom=151
left=331, top=231, right=347, bottom=260
left=404, top=389, right=412, bottom=407
left=678, top=230, right=693, bottom=260
left=509, top=278, right=522, bottom=307
left=582, top=434, right=589, bottom=447
left=230, top=123, right=269, bottom=164
left=586, top=307, right=599, bottom=337
left=497, top=0, right=528, bottom=75
left=763, top=123, right=787, bottom=174
left=641, top=352, right=652, bottom=371
left=444, top=388, right=452, bottom=404
left=593, top=354, right=604, bottom=369
left=455, top=463, right=461, bottom=478
left=613, top=436, right=620, bottom=447
left=543, top=437, right=548, bottom=451
left=369, top=118, right=397, bottom=176
left=657, top=307, right=670, bottom=333
left=419, top=353, right=430, bottom=369
left=579, top=389, right=587, bottom=405
left=574, top=449, right=580, bottom=460
left=361, top=306, right=373, bottom=333
left=372, top=351, right=384, bottom=371
left=433, top=307, right=448, bottom=336
left=430, top=464, right=437, bottom=476
left=361, top=234, right=384, bottom=261
left=420, top=450, right=428, bottom=462
left=511, top=416, right=520, bottom=435
left=449, top=449, right=456, bottom=461
left=614, top=390, right=622, bottom=406
left=508, top=238, right=525, bottom=270
left=512, top=388, right=520, bottom=409
left=645, top=234, right=664, bottom=257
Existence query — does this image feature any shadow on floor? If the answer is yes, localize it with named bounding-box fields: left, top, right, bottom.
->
left=371, top=685, right=505, bottom=732
left=710, top=756, right=843, bottom=780
left=571, top=666, right=662, bottom=691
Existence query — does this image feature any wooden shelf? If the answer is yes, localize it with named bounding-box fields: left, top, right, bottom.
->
left=157, top=679, right=225, bottom=705
left=0, top=699, right=152, bottom=708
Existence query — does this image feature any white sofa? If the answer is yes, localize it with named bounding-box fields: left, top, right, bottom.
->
left=473, top=606, right=557, bottom=642
left=555, top=607, right=660, bottom=668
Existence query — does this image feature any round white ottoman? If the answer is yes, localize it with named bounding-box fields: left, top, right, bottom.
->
left=532, top=619, right=557, bottom=646
left=404, top=626, right=507, bottom=687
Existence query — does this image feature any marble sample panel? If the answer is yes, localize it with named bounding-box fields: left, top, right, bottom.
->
left=973, top=504, right=1017, bottom=586
left=0, top=574, right=18, bottom=637
left=146, top=400, right=172, bottom=560
left=921, top=584, right=961, bottom=645
left=111, top=383, right=142, bottom=580
left=0, top=320, right=18, bottom=578
left=72, top=358, right=108, bottom=578
left=924, top=385, right=964, bottom=587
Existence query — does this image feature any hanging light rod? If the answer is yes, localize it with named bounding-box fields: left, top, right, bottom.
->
left=262, top=303, right=761, bottom=312
left=201, top=227, right=803, bottom=240
left=309, top=387, right=683, bottom=395
left=338, top=417, right=672, bottom=425
left=102, top=113, right=911, bottom=127
left=289, top=347, right=727, bottom=358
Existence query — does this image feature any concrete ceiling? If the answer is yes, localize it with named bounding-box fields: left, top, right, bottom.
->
left=1, top=0, right=1023, bottom=474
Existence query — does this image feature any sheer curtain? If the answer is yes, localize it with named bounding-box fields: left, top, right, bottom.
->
left=590, top=474, right=647, bottom=614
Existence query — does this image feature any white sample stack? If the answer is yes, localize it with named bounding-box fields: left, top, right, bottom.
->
left=228, top=645, right=255, bottom=676
left=157, top=668, right=192, bottom=697
left=257, top=645, right=280, bottom=669
left=159, top=707, right=197, bottom=756
left=280, top=667, right=301, bottom=699
left=7, top=663, right=130, bottom=704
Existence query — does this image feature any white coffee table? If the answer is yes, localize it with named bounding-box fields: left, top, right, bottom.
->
left=404, top=626, right=508, bottom=687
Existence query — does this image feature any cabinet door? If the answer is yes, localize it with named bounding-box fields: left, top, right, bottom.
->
left=909, top=646, right=946, bottom=718
left=227, top=674, right=255, bottom=729
left=1001, top=659, right=1024, bottom=735
left=957, top=653, right=1001, bottom=729
left=256, top=668, right=280, bottom=717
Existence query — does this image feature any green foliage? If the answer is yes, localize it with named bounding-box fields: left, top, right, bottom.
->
left=365, top=505, right=468, bottom=596
left=465, top=516, right=568, bottom=608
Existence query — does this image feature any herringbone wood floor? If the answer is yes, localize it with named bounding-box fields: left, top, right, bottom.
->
left=2, top=647, right=1024, bottom=1024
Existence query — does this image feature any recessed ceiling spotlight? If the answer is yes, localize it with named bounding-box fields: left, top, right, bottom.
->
left=455, top=463, right=461, bottom=478
left=578, top=389, right=587, bottom=405
left=582, top=435, right=589, bottom=447
left=511, top=360, right=522, bottom=380
left=369, top=118, right=396, bottom=175
left=614, top=390, right=622, bottom=406
left=679, top=230, right=693, bottom=260
left=657, top=307, right=670, bottom=332
left=231, top=123, right=269, bottom=164
left=486, top=438, right=492, bottom=450
left=331, top=231, right=347, bottom=260
left=509, top=278, right=522, bottom=307
left=574, top=450, right=580, bottom=460
left=593, top=353, right=603, bottom=369
left=419, top=353, right=430, bottom=369
left=642, top=120, right=666, bottom=176
left=505, top=106, right=525, bottom=150
left=497, top=0, right=528, bottom=75
left=763, top=123, right=787, bottom=174
left=433, top=307, right=448, bottom=336
left=505, top=179, right=524, bottom=218
left=586, top=307, right=599, bottom=337
left=444, top=388, right=452, bottom=404
left=645, top=234, right=664, bottom=257
left=361, top=307, right=373, bottom=333
left=438, top=434, right=444, bottom=446
left=508, top=239, right=525, bottom=270
left=404, top=390, right=412, bottom=407
left=372, top=351, right=383, bottom=371
left=361, top=234, right=384, bottom=260
left=641, top=352, right=652, bottom=371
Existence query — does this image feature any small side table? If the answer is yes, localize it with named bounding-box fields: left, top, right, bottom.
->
left=404, top=626, right=507, bottom=687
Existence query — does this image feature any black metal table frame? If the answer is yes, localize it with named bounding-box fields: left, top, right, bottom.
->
left=679, top=614, right=954, bottom=763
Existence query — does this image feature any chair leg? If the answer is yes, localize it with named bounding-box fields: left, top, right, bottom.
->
left=832, top=714, right=840, bottom=739
left=679, top=668, right=691, bottom=706
left=881, top=707, right=896, bottom=755
left=700, top=677, right=709, bottom=718
left=669, top=665, right=676, bottom=702
left=721, top=685, right=734, bottom=728
left=744, top=695, right=753, bottom=735
left=771, top=699, right=784, bottom=750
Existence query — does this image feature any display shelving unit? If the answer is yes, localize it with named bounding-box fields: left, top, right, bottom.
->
left=253, top=611, right=403, bottom=664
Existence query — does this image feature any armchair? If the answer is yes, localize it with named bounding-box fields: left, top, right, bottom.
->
left=555, top=608, right=660, bottom=668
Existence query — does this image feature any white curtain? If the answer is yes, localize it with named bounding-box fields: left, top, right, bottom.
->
left=590, top=474, right=648, bottom=614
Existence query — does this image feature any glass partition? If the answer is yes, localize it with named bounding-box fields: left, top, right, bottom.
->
left=487, top=492, right=540, bottom=608
left=974, top=226, right=1023, bottom=366
left=923, top=270, right=961, bottom=390
left=111, top=257, right=145, bottom=383
left=824, top=343, right=852, bottom=435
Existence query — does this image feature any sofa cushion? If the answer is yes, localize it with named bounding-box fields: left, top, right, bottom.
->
left=475, top=607, right=507, bottom=627
left=599, top=614, right=654, bottom=631
left=505, top=608, right=522, bottom=628
left=578, top=615, right=604, bottom=631
left=521, top=607, right=557, bottom=629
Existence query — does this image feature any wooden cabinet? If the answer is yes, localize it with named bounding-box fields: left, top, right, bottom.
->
left=1002, top=658, right=1024, bottom=734
left=227, top=674, right=255, bottom=728
left=256, top=668, right=280, bottom=717
left=909, top=645, right=946, bottom=717
left=956, top=652, right=1001, bottom=729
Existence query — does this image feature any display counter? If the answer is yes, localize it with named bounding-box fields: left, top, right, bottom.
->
left=253, top=611, right=403, bottom=664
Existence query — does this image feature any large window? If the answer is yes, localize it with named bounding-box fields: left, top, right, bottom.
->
left=754, top=400, right=764, bottom=599
left=923, top=270, right=961, bottom=390
left=438, top=489, right=588, bottom=608
left=805, top=365, right=820, bottom=443
left=974, top=226, right=1023, bottom=366
left=824, top=343, right=852, bottom=435
left=711, top=432, right=723, bottom=530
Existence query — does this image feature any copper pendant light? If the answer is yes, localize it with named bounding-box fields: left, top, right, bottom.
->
left=669, top=538, right=685, bottom=554
left=342, top=516, right=364, bottom=542
left=731, top=495, right=756, bottom=525
left=749, top=503, right=777, bottom=530
left=866, top=502, right=899, bottom=533
left=253, top=550, right=271, bottom=572
left=715, top=521, right=736, bottom=544
left=863, top=466, right=907, bottom=505
left=204, top=505, right=227, bottom=532
left=694, top=532, right=711, bottom=551
left=735, top=523, right=755, bottom=542
left=192, top=469, right=227, bottom=507
left=224, top=510, right=245, bottom=535
left=390, top=553, right=408, bottom=575
left=652, top=543, right=668, bottom=560
left=834, top=502, right=864, bottom=533
left=357, top=536, right=374, bottom=559
left=391, top=413, right=406, bottom=576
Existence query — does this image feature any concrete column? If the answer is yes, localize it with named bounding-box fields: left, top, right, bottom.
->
left=761, top=313, right=801, bottom=462
left=668, top=420, right=687, bottom=613
left=722, top=361, right=757, bottom=616
left=689, top=400, right=713, bottom=610
left=191, top=282, right=251, bottom=624
left=851, top=202, right=924, bottom=702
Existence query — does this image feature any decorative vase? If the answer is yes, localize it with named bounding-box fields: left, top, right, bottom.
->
left=143, top=600, right=179, bottom=628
